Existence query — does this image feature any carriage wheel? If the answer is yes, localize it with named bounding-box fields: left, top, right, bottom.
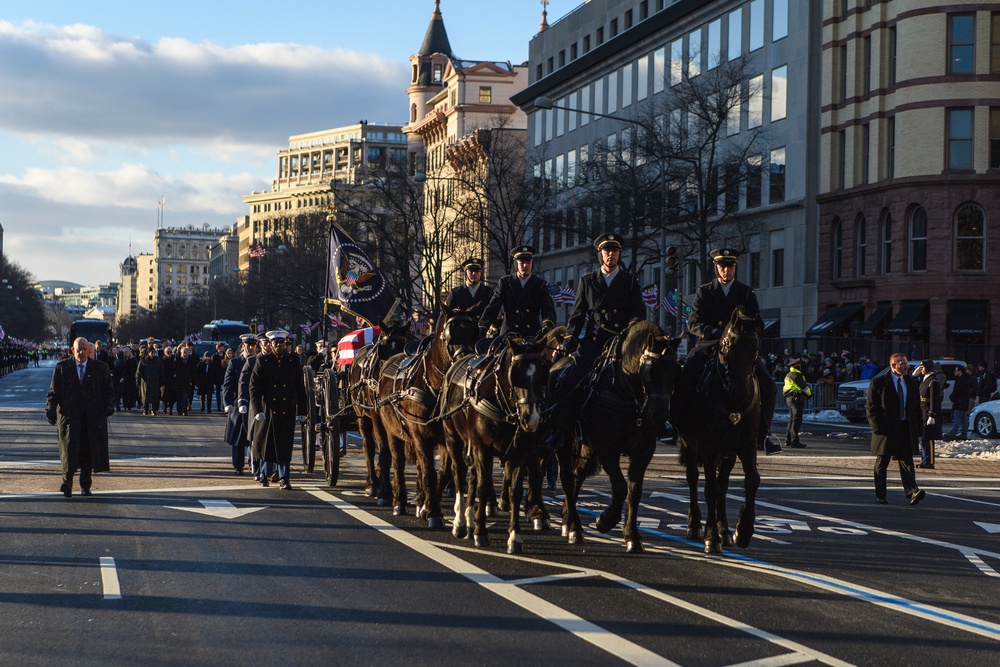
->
left=324, top=369, right=341, bottom=486
left=301, top=366, right=318, bottom=473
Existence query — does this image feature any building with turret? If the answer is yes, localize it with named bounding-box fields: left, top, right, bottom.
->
left=116, top=254, right=138, bottom=324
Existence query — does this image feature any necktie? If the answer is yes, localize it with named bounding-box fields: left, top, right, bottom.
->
left=896, top=376, right=905, bottom=419
left=78, top=363, right=85, bottom=382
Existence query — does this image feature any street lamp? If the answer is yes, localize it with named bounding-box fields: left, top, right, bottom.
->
left=533, top=96, right=676, bottom=333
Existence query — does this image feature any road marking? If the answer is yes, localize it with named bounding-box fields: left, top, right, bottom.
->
left=308, top=489, right=680, bottom=667
left=100, top=557, right=121, bottom=600
left=974, top=521, right=1000, bottom=534
left=164, top=499, right=268, bottom=519
left=960, top=550, right=1000, bottom=578
left=724, top=653, right=816, bottom=666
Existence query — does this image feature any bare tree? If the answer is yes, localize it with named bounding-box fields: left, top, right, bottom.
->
left=0, top=255, right=46, bottom=340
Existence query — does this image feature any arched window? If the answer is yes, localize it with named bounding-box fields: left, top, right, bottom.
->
left=955, top=203, right=985, bottom=271
left=832, top=217, right=843, bottom=279
left=879, top=209, right=892, bottom=275
left=410, top=104, right=417, bottom=123
left=855, top=214, right=867, bottom=277
left=909, top=205, right=927, bottom=271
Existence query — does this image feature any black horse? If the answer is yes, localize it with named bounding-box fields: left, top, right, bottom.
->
left=370, top=305, right=477, bottom=526
left=439, top=335, right=550, bottom=552
left=672, top=306, right=762, bottom=554
left=557, top=320, right=681, bottom=553
left=346, top=321, right=412, bottom=503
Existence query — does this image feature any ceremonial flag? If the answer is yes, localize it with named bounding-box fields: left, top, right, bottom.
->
left=248, top=242, right=265, bottom=258
left=300, top=323, right=312, bottom=338
left=559, top=285, right=576, bottom=306
left=326, top=223, right=401, bottom=327
left=662, top=289, right=679, bottom=317
left=336, top=326, right=382, bottom=366
left=641, top=286, right=658, bottom=309
left=547, top=284, right=562, bottom=304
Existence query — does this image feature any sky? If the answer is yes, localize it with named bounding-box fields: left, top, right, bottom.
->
left=0, top=0, right=574, bottom=287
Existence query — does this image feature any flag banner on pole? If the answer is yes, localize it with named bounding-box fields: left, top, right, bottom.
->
left=328, top=313, right=348, bottom=329
left=662, top=289, right=679, bottom=317
left=326, top=223, right=401, bottom=327
left=248, top=242, right=265, bottom=258
left=336, top=326, right=382, bottom=366
left=641, top=286, right=658, bottom=309
left=559, top=285, right=576, bottom=306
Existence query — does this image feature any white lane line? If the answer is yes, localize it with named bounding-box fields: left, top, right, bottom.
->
left=100, top=557, right=122, bottom=600
left=308, top=489, right=679, bottom=667
left=724, top=653, right=816, bottom=667
left=934, top=493, right=1000, bottom=508
left=960, top=550, right=1000, bottom=578
left=507, top=571, right=599, bottom=586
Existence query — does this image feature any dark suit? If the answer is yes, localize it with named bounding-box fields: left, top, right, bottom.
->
left=45, top=358, right=115, bottom=491
left=866, top=371, right=923, bottom=501
left=567, top=268, right=645, bottom=361
left=446, top=282, right=493, bottom=321
left=479, top=274, right=556, bottom=337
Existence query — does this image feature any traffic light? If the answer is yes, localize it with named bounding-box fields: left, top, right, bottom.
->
left=665, top=246, right=678, bottom=277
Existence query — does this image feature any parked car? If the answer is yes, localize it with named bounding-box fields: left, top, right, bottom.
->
left=970, top=399, right=1000, bottom=438
left=836, top=359, right=967, bottom=423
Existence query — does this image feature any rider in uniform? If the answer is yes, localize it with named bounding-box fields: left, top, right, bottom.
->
left=479, top=245, right=556, bottom=338
left=685, top=248, right=780, bottom=454
left=446, top=257, right=493, bottom=322
left=545, top=234, right=646, bottom=450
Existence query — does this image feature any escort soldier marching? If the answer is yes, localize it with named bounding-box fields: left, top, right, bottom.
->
left=479, top=245, right=556, bottom=338
left=223, top=333, right=259, bottom=475
left=686, top=247, right=780, bottom=454
left=446, top=257, right=493, bottom=322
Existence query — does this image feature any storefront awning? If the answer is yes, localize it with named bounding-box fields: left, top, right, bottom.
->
left=858, top=303, right=893, bottom=337
left=762, top=318, right=780, bottom=336
left=805, top=304, right=864, bottom=338
left=948, top=301, right=988, bottom=336
left=885, top=301, right=929, bottom=335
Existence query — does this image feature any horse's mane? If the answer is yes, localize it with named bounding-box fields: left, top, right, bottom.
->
left=621, top=320, right=665, bottom=375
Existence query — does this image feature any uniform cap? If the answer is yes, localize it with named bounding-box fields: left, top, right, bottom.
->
left=239, top=333, right=259, bottom=344
left=265, top=329, right=290, bottom=341
left=710, top=248, right=739, bottom=265
left=920, top=359, right=934, bottom=371
left=461, top=257, right=484, bottom=270
left=510, top=245, right=536, bottom=260
left=594, top=234, right=622, bottom=251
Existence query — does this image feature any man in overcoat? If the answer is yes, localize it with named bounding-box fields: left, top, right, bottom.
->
left=223, top=334, right=258, bottom=475
left=250, top=330, right=307, bottom=490
left=45, top=337, right=115, bottom=497
left=479, top=245, right=556, bottom=338
left=866, top=352, right=926, bottom=505
left=239, top=337, right=270, bottom=481
left=136, top=345, right=165, bottom=415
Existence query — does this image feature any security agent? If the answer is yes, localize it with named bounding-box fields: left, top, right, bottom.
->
left=479, top=245, right=556, bottom=338
left=685, top=248, right=780, bottom=454
left=446, top=257, right=494, bottom=322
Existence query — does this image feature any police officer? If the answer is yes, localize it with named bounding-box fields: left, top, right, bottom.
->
left=685, top=247, right=780, bottom=454
left=545, top=234, right=645, bottom=450
left=250, top=330, right=307, bottom=490
left=479, top=245, right=557, bottom=338
left=446, top=257, right=493, bottom=321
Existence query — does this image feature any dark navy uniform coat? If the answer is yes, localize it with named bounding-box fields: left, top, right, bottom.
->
left=445, top=282, right=493, bottom=321
left=250, top=352, right=307, bottom=463
left=479, top=274, right=556, bottom=337
left=688, top=278, right=764, bottom=345
left=567, top=269, right=645, bottom=350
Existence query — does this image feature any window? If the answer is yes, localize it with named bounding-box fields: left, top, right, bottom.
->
left=837, top=130, right=847, bottom=188
left=559, top=50, right=566, bottom=68
left=771, top=65, right=787, bottom=121
left=625, top=9, right=633, bottom=29
left=637, top=56, right=649, bottom=101
left=839, top=45, right=848, bottom=103
left=880, top=210, right=893, bottom=274
left=653, top=47, right=666, bottom=94
left=887, top=116, right=896, bottom=178
left=597, top=27, right=604, bottom=45
left=749, top=251, right=761, bottom=288
left=595, top=78, right=604, bottom=115
left=889, top=26, right=897, bottom=86
left=433, top=63, right=443, bottom=82
left=855, top=214, right=867, bottom=277
left=773, top=0, right=788, bottom=41
left=772, top=248, right=784, bottom=287
left=727, top=85, right=740, bottom=136
left=949, top=14, right=975, bottom=74
left=724, top=162, right=740, bottom=212
left=769, top=147, right=785, bottom=203
left=608, top=70, right=618, bottom=113
left=955, top=203, right=985, bottom=271
left=581, top=84, right=591, bottom=126
left=728, top=7, right=742, bottom=61
left=547, top=57, right=554, bottom=74
left=861, top=123, right=871, bottom=184
left=910, top=206, right=928, bottom=271
left=947, top=108, right=974, bottom=169
left=863, top=36, right=872, bottom=93
left=990, top=108, right=1000, bottom=168
left=688, top=29, right=701, bottom=78
left=640, top=1, right=648, bottom=21
left=746, top=155, right=762, bottom=208
left=570, top=43, right=578, bottom=60
left=992, top=13, right=1000, bottom=73
left=611, top=18, right=618, bottom=37
left=832, top=218, right=843, bottom=279
left=708, top=19, right=722, bottom=69
left=749, top=0, right=764, bottom=51
left=622, top=64, right=632, bottom=107
left=671, top=39, right=684, bottom=86
left=479, top=86, right=492, bottom=104
left=748, top=75, right=763, bottom=128
left=583, top=35, right=591, bottom=53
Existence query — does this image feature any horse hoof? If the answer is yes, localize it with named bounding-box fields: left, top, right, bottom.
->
left=686, top=527, right=703, bottom=542
left=364, top=486, right=375, bottom=497
left=453, top=525, right=467, bottom=540
left=474, top=534, right=489, bottom=548
left=594, top=516, right=616, bottom=534
left=507, top=541, right=523, bottom=555
left=561, top=525, right=569, bottom=537
left=485, top=504, right=495, bottom=518
left=533, top=518, right=550, bottom=531
left=626, top=540, right=644, bottom=554
left=393, top=505, right=406, bottom=516
left=417, top=506, right=430, bottom=521
left=734, top=530, right=753, bottom=549
left=497, top=499, right=509, bottom=513
left=427, top=517, right=443, bottom=529
left=568, top=531, right=583, bottom=545
left=704, top=540, right=722, bottom=555
left=377, top=498, right=390, bottom=507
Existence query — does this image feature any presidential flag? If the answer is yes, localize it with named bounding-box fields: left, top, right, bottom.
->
left=326, top=223, right=401, bottom=327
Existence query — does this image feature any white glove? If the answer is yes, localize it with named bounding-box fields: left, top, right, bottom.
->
left=926, top=417, right=935, bottom=426
left=254, top=413, right=265, bottom=422
left=224, top=405, right=233, bottom=414
left=238, top=405, right=247, bottom=414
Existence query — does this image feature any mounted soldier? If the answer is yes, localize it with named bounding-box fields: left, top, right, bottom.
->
left=446, top=257, right=493, bottom=323
left=479, top=245, right=556, bottom=339
left=685, top=247, right=780, bottom=454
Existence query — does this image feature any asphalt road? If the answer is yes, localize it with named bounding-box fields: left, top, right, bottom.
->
left=1, top=360, right=998, bottom=666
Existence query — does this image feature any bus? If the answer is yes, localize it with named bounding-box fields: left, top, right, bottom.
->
left=201, top=320, right=252, bottom=351
left=69, top=319, right=114, bottom=346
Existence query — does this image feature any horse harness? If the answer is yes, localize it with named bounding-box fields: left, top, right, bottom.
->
left=584, top=334, right=669, bottom=431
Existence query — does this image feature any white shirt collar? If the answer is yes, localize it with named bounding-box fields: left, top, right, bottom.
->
left=601, top=266, right=620, bottom=285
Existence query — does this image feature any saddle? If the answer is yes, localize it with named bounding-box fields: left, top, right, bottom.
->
left=398, top=336, right=432, bottom=371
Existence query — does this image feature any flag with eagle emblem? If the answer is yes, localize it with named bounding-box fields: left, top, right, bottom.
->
left=325, top=223, right=401, bottom=327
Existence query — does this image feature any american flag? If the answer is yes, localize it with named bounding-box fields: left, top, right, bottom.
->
left=662, top=289, right=679, bottom=317
left=548, top=284, right=576, bottom=306
left=248, top=242, right=265, bottom=258
left=641, top=286, right=658, bottom=309
left=328, top=313, right=348, bottom=328
left=336, top=326, right=382, bottom=366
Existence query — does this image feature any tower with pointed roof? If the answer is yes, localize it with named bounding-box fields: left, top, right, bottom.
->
left=405, top=0, right=455, bottom=168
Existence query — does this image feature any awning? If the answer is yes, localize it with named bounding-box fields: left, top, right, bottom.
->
left=858, top=303, right=893, bottom=337
left=762, top=318, right=780, bottom=336
left=805, top=304, right=864, bottom=338
left=885, top=301, right=929, bottom=335
left=949, top=301, right=988, bottom=336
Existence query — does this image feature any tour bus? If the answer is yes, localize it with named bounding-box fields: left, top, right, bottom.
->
left=201, top=320, right=252, bottom=351
left=68, top=319, right=114, bottom=346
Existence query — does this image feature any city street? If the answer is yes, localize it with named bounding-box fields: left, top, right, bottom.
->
left=1, top=361, right=999, bottom=666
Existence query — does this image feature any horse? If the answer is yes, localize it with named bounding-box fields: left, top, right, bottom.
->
left=370, top=304, right=478, bottom=527
left=345, top=321, right=412, bottom=503
left=439, top=334, right=551, bottom=552
left=557, top=320, right=681, bottom=553
left=671, top=305, right=762, bottom=555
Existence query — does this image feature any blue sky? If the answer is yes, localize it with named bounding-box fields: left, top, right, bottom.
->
left=0, top=0, right=572, bottom=286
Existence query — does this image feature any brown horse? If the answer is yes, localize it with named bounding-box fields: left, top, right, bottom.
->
left=370, top=305, right=478, bottom=527
left=671, top=306, right=762, bottom=554
left=557, top=321, right=680, bottom=553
